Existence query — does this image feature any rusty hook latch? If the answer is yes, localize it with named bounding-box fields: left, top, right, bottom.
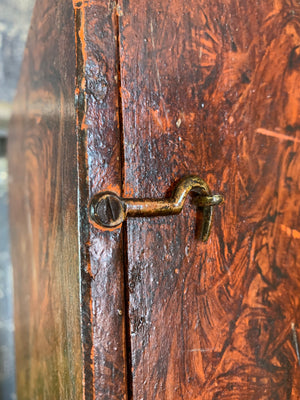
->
left=89, top=176, right=223, bottom=241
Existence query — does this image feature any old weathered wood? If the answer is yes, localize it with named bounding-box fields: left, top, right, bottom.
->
left=8, top=0, right=82, bottom=398
left=9, top=0, right=300, bottom=398
left=75, top=0, right=128, bottom=398
left=9, top=0, right=127, bottom=399
left=118, top=0, right=300, bottom=398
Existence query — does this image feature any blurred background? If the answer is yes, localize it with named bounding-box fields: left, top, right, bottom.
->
left=0, top=1, right=35, bottom=398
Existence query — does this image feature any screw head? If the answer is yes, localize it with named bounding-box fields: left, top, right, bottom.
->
left=89, top=192, right=126, bottom=228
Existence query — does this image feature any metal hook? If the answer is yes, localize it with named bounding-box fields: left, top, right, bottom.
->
left=89, top=176, right=223, bottom=241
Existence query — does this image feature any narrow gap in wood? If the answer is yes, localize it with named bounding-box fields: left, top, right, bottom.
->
left=121, top=221, right=133, bottom=400
left=74, top=7, right=94, bottom=399
left=115, top=5, right=133, bottom=399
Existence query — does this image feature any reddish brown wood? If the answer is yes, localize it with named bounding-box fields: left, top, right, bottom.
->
left=118, top=0, right=300, bottom=398
left=9, top=0, right=127, bottom=399
left=75, top=1, right=128, bottom=398
left=8, top=0, right=82, bottom=398
left=9, top=0, right=300, bottom=398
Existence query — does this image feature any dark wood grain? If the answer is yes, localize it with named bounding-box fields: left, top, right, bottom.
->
left=9, top=0, right=128, bottom=399
left=8, top=0, right=82, bottom=398
left=9, top=0, right=300, bottom=398
left=75, top=0, right=128, bottom=398
left=118, top=0, right=300, bottom=398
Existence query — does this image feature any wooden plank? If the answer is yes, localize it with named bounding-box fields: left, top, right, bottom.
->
left=8, top=0, right=83, bottom=398
left=75, top=0, right=128, bottom=398
left=9, top=0, right=128, bottom=398
left=118, top=0, right=300, bottom=398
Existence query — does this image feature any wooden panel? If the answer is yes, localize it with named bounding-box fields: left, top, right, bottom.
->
left=9, top=0, right=128, bottom=399
left=119, top=0, right=300, bottom=398
left=8, top=0, right=82, bottom=398
left=75, top=0, right=128, bottom=398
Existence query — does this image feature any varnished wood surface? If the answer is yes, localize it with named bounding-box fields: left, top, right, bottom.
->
left=118, top=0, right=300, bottom=398
left=9, top=0, right=300, bottom=399
left=8, top=0, right=83, bottom=398
left=75, top=0, right=128, bottom=398
left=9, top=0, right=128, bottom=398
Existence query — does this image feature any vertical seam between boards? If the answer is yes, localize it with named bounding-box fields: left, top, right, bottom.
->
left=115, top=3, right=133, bottom=400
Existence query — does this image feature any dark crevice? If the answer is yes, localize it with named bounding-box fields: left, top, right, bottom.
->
left=115, top=5, right=133, bottom=400
left=121, top=220, right=133, bottom=400
left=74, top=7, right=94, bottom=400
